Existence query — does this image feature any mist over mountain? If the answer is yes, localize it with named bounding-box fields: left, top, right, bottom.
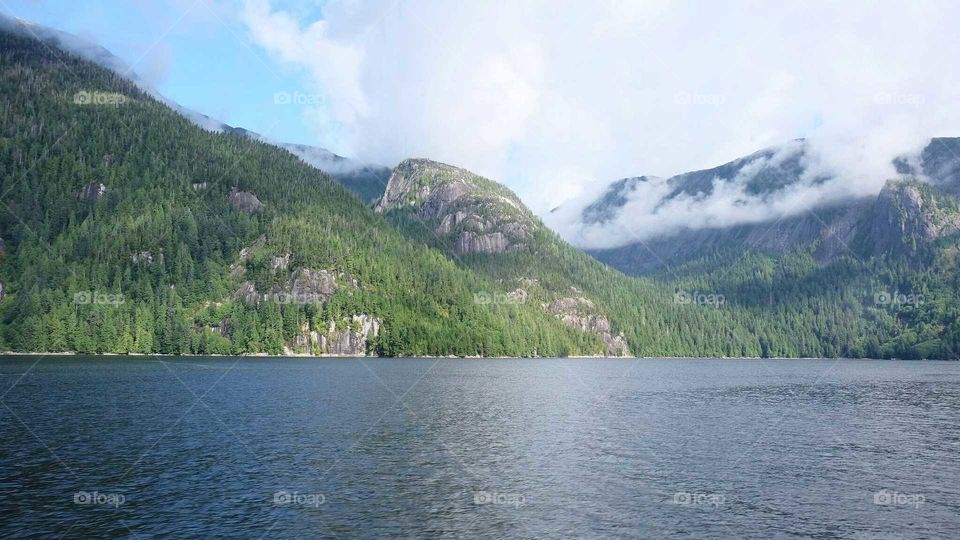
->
left=240, top=0, right=960, bottom=214
left=546, top=137, right=960, bottom=252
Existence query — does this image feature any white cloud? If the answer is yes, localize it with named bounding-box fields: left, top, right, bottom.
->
left=240, top=0, right=960, bottom=225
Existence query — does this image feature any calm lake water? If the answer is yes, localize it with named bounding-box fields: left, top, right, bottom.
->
left=1, top=356, right=959, bottom=538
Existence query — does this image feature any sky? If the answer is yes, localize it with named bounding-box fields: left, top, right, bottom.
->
left=5, top=0, right=960, bottom=227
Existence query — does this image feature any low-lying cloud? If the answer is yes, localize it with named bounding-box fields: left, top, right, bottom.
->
left=240, top=0, right=960, bottom=240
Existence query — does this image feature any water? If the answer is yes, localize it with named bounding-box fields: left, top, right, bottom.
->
left=1, top=357, right=958, bottom=538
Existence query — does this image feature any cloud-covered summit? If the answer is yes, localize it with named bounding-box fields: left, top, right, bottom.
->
left=545, top=136, right=960, bottom=250
left=241, top=0, right=960, bottom=215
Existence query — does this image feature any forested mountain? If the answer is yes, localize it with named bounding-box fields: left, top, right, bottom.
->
left=0, top=28, right=617, bottom=357
left=0, top=15, right=389, bottom=204
left=554, top=138, right=960, bottom=273
left=1, top=21, right=958, bottom=359
left=547, top=140, right=960, bottom=358
left=221, top=125, right=391, bottom=204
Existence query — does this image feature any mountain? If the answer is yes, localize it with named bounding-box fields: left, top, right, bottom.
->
left=0, top=26, right=631, bottom=357
left=2, top=20, right=959, bottom=359
left=0, top=15, right=389, bottom=204
left=370, top=158, right=950, bottom=359
left=556, top=138, right=960, bottom=274
left=546, top=140, right=960, bottom=359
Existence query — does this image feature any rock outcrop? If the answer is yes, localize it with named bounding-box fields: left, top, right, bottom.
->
left=131, top=250, right=154, bottom=264
left=271, top=253, right=291, bottom=271
left=233, top=268, right=352, bottom=306
left=230, top=235, right=266, bottom=278
left=78, top=182, right=107, bottom=201
left=544, top=296, right=631, bottom=356
left=285, top=315, right=382, bottom=356
left=869, top=179, right=960, bottom=258
left=228, top=189, right=264, bottom=213
left=376, top=159, right=535, bottom=255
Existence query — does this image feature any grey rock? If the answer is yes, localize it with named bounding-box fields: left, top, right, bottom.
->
left=229, top=189, right=264, bottom=213
left=287, top=268, right=340, bottom=303
left=272, top=253, right=291, bottom=271
left=233, top=281, right=259, bottom=304
left=545, top=297, right=630, bottom=356
left=78, top=182, right=107, bottom=201
left=233, top=267, right=354, bottom=306
left=869, top=178, right=960, bottom=257
left=131, top=251, right=153, bottom=264
left=454, top=231, right=511, bottom=255
left=287, top=314, right=382, bottom=355
left=377, top=159, right=536, bottom=255
left=419, top=181, right=474, bottom=219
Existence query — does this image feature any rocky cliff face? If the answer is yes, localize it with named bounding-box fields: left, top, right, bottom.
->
left=376, top=159, right=535, bottom=255
left=869, top=179, right=960, bottom=257
left=233, top=267, right=347, bottom=305
left=78, top=182, right=107, bottom=201
left=228, top=189, right=264, bottom=213
left=285, top=314, right=382, bottom=356
left=544, top=295, right=630, bottom=356
left=227, top=237, right=378, bottom=355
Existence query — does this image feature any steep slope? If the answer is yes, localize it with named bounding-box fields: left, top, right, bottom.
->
left=376, top=157, right=960, bottom=359
left=0, top=28, right=620, bottom=357
left=373, top=158, right=932, bottom=358
left=0, top=15, right=389, bottom=204
left=375, top=159, right=630, bottom=354
left=546, top=142, right=960, bottom=358
left=561, top=138, right=960, bottom=274
left=376, top=159, right=537, bottom=255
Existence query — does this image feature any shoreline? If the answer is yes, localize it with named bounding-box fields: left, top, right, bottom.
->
left=0, top=351, right=936, bottom=360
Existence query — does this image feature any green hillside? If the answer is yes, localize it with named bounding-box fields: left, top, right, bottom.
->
left=0, top=30, right=611, bottom=357
left=1, top=27, right=958, bottom=359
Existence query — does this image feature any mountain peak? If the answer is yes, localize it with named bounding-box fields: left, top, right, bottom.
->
left=376, top=159, right=536, bottom=255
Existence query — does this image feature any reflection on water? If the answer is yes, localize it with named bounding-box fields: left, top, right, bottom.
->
left=1, top=357, right=958, bottom=538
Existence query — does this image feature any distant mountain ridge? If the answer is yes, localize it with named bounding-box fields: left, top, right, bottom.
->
left=553, top=137, right=960, bottom=274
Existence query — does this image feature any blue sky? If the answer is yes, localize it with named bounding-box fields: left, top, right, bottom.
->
left=4, top=0, right=328, bottom=147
